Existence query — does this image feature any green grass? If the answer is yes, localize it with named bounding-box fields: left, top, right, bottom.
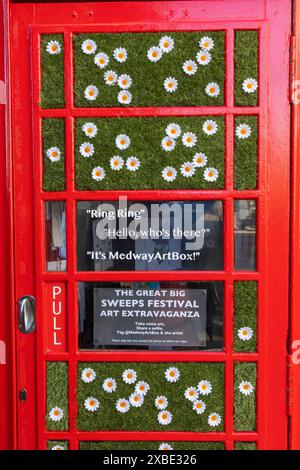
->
left=234, top=281, right=257, bottom=353
left=234, top=116, right=258, bottom=190
left=47, top=441, right=69, bottom=450
left=43, top=118, right=65, bottom=191
left=46, top=362, right=69, bottom=431
left=77, top=362, right=224, bottom=432
left=74, top=32, right=225, bottom=107
left=41, top=34, right=65, bottom=108
left=75, top=116, right=224, bottom=190
left=234, top=442, right=256, bottom=450
left=80, top=441, right=224, bottom=450
left=234, top=31, right=258, bottom=107
left=234, top=363, right=257, bottom=432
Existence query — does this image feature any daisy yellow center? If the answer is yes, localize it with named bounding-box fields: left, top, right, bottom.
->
left=95, top=170, right=101, bottom=177
left=171, top=129, right=176, bottom=134
left=211, top=415, right=217, bottom=421
left=166, top=140, right=172, bottom=147
left=207, top=125, right=213, bottom=131
left=162, top=447, right=169, bottom=450
left=85, top=147, right=90, bottom=153
left=134, top=396, right=139, bottom=402
left=120, top=401, right=126, bottom=407
left=99, top=58, right=105, bottom=64
left=208, top=171, right=214, bottom=177
left=164, top=42, right=169, bottom=48
left=122, top=95, right=128, bottom=101
left=130, top=161, right=136, bottom=167
left=89, top=90, right=95, bottom=96
left=189, top=391, right=195, bottom=396
left=51, top=45, right=58, bottom=51
left=152, top=51, right=158, bottom=57
left=204, top=42, right=209, bottom=48
left=210, top=87, right=215, bottom=93
left=87, top=128, right=93, bottom=133
left=185, top=166, right=191, bottom=172
left=167, top=171, right=173, bottom=177
left=242, top=330, right=248, bottom=335
left=202, top=384, right=207, bottom=390
left=113, top=160, right=119, bottom=166
left=118, top=53, right=124, bottom=59
left=168, top=82, right=173, bottom=88
left=140, top=385, right=145, bottom=391
left=201, top=55, right=206, bottom=61
left=86, top=44, right=92, bottom=51
left=158, top=399, right=164, bottom=404
left=170, top=371, right=175, bottom=377
left=86, top=372, right=91, bottom=378
left=54, top=410, right=60, bottom=416
left=108, top=75, right=114, bottom=81
left=243, top=384, right=250, bottom=390
left=120, top=139, right=126, bottom=145
left=247, top=83, right=253, bottom=89
left=187, top=65, right=193, bottom=71
left=107, top=381, right=113, bottom=387
left=241, top=128, right=247, bottom=134
left=197, top=157, right=203, bottom=163
left=196, top=403, right=202, bottom=409
left=89, top=400, right=95, bottom=406
left=127, top=373, right=133, bottom=379
left=162, top=413, right=168, bottom=420
left=52, top=151, right=58, bottom=157
left=187, top=136, right=192, bottom=142
left=122, top=79, right=127, bottom=85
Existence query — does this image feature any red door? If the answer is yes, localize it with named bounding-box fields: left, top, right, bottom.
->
left=8, top=0, right=291, bottom=450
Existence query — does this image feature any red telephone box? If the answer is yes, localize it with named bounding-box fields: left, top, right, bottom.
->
left=2, top=0, right=300, bottom=451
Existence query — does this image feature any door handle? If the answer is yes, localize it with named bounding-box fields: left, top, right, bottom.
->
left=18, top=296, right=36, bottom=333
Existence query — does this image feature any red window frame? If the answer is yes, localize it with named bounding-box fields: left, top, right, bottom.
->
left=8, top=0, right=291, bottom=450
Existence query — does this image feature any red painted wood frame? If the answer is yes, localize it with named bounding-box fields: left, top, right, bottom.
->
left=8, top=1, right=291, bottom=450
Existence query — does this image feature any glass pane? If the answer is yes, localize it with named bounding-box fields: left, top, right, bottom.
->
left=45, top=201, right=66, bottom=271
left=76, top=199, right=223, bottom=271
left=78, top=281, right=224, bottom=351
left=234, top=200, right=256, bottom=271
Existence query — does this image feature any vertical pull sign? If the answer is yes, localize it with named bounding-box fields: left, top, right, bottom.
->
left=18, top=296, right=36, bottom=333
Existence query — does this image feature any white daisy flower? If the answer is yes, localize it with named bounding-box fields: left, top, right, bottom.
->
left=129, top=392, right=144, bottom=408
left=81, top=39, right=97, bottom=55
left=237, top=326, right=254, bottom=341
left=163, top=77, right=178, bottom=93
left=182, top=132, right=197, bottom=148
left=193, top=152, right=207, bottom=168
left=205, top=82, right=220, bottom=97
left=180, top=162, right=195, bottom=178
left=92, top=166, right=105, bottom=181
left=157, top=410, right=172, bottom=426
left=165, top=367, right=180, bottom=383
left=84, top=85, right=99, bottom=101
left=122, top=368, right=137, bottom=384
left=166, top=123, right=181, bottom=139
left=116, top=398, right=130, bottom=413
left=236, top=123, right=252, bottom=139
left=113, top=47, right=127, bottom=63
left=82, top=122, right=98, bottom=138
left=184, top=387, right=199, bottom=402
left=198, top=380, right=212, bottom=396
left=47, top=147, right=61, bottom=162
left=239, top=381, right=254, bottom=396
left=182, top=60, right=198, bottom=76
left=135, top=381, right=150, bottom=396
left=110, top=155, right=124, bottom=171
left=51, top=445, right=65, bottom=450
left=117, top=74, right=132, bottom=90
left=102, top=377, right=117, bottom=393
left=208, top=412, right=222, bottom=427
left=199, top=36, right=214, bottom=51
left=159, top=443, right=173, bottom=450
left=162, top=166, right=177, bottom=182
left=46, top=40, right=61, bottom=55
left=196, top=50, right=212, bottom=66
left=49, top=407, right=64, bottom=422
left=147, top=46, right=162, bottom=62
left=203, top=119, right=218, bottom=136
left=94, top=52, right=109, bottom=69
left=84, top=397, right=100, bottom=412
left=126, top=157, right=140, bottom=172
left=104, top=70, right=118, bottom=86
left=118, top=90, right=132, bottom=105
left=204, top=167, right=219, bottom=182
left=193, top=400, right=206, bottom=415
left=159, top=36, right=174, bottom=53
left=115, top=134, right=131, bottom=150
left=161, top=136, right=176, bottom=152
left=79, top=142, right=94, bottom=158
left=155, top=395, right=168, bottom=410
left=242, top=77, right=258, bottom=94
left=81, top=367, right=96, bottom=383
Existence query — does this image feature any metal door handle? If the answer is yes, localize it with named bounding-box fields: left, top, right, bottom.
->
left=18, top=296, right=36, bottom=333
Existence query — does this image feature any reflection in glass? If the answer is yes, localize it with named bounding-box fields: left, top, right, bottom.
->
left=76, top=200, right=223, bottom=272
left=45, top=201, right=67, bottom=271
left=234, top=200, right=256, bottom=271
left=78, top=281, right=224, bottom=351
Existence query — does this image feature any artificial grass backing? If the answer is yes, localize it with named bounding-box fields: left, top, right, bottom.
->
left=41, top=34, right=65, bottom=108
left=234, top=281, right=257, bottom=353
left=234, top=442, right=256, bottom=450
left=234, top=116, right=258, bottom=190
left=43, top=118, right=65, bottom=191
left=79, top=441, right=224, bottom=450
left=73, top=32, right=225, bottom=107
left=234, top=362, right=257, bottom=432
left=77, top=362, right=224, bottom=432
left=75, top=116, right=224, bottom=190
left=46, top=362, right=69, bottom=431
left=234, top=31, right=259, bottom=107
left=47, top=441, right=69, bottom=450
